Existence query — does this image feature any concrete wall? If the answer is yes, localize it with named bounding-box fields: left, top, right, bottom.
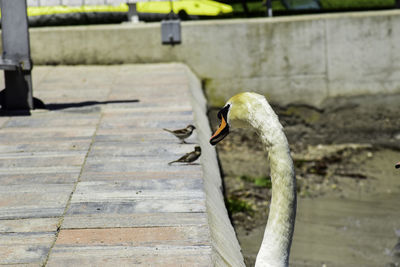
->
left=25, top=10, right=400, bottom=107
left=185, top=65, right=245, bottom=266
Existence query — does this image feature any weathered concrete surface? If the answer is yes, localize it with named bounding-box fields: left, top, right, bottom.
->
left=0, top=64, right=244, bottom=266
left=17, top=10, right=400, bottom=107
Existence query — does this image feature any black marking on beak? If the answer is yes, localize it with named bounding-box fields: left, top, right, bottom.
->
left=210, top=105, right=230, bottom=146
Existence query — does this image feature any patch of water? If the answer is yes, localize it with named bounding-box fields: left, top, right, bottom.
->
left=236, top=149, right=400, bottom=266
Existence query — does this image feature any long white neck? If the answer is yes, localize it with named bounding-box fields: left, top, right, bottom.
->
left=249, top=99, right=297, bottom=267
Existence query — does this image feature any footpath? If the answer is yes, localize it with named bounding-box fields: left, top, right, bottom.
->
left=0, top=64, right=243, bottom=266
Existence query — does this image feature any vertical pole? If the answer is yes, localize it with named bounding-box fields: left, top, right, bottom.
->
left=3, top=71, right=33, bottom=110
left=1, top=0, right=34, bottom=110
left=127, top=2, right=139, bottom=23
left=266, top=0, right=273, bottom=17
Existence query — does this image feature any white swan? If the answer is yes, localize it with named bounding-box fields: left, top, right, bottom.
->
left=210, top=92, right=296, bottom=267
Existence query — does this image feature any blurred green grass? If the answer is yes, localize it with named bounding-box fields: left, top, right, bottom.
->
left=227, top=197, right=254, bottom=214
left=321, top=0, right=395, bottom=9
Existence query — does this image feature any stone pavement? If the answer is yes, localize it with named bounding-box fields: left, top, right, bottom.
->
left=0, top=64, right=222, bottom=266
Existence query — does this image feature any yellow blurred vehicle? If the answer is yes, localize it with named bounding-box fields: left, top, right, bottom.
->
left=25, top=1, right=232, bottom=18
left=10, top=0, right=232, bottom=26
left=137, top=0, right=233, bottom=20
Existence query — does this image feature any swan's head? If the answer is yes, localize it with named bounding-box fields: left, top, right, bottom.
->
left=210, top=92, right=264, bottom=146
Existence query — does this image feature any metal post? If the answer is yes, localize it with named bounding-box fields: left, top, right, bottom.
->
left=0, top=0, right=34, bottom=110
left=127, top=1, right=139, bottom=23
left=266, top=0, right=273, bottom=17
left=169, top=0, right=173, bottom=13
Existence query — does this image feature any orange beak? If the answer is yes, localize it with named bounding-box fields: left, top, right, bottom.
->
left=210, top=116, right=229, bottom=146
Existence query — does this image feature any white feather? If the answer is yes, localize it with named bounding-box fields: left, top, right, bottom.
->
left=226, top=92, right=296, bottom=267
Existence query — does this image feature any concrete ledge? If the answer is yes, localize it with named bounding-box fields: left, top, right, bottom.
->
left=16, top=9, right=400, bottom=107
left=185, top=65, right=245, bottom=266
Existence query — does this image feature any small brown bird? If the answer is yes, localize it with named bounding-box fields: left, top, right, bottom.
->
left=396, top=162, right=400, bottom=169
left=168, top=146, right=201, bottom=165
left=163, top=124, right=196, bottom=143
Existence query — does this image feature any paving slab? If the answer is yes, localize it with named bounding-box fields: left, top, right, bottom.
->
left=0, top=64, right=242, bottom=266
left=0, top=232, right=55, bottom=265
left=0, top=217, right=59, bottom=233
left=47, top=246, right=213, bottom=267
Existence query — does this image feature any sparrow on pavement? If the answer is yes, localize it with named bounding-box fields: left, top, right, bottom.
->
left=168, top=146, right=201, bottom=165
left=163, top=124, right=196, bottom=143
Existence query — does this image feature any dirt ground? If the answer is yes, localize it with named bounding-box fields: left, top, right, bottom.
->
left=207, top=94, right=400, bottom=266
